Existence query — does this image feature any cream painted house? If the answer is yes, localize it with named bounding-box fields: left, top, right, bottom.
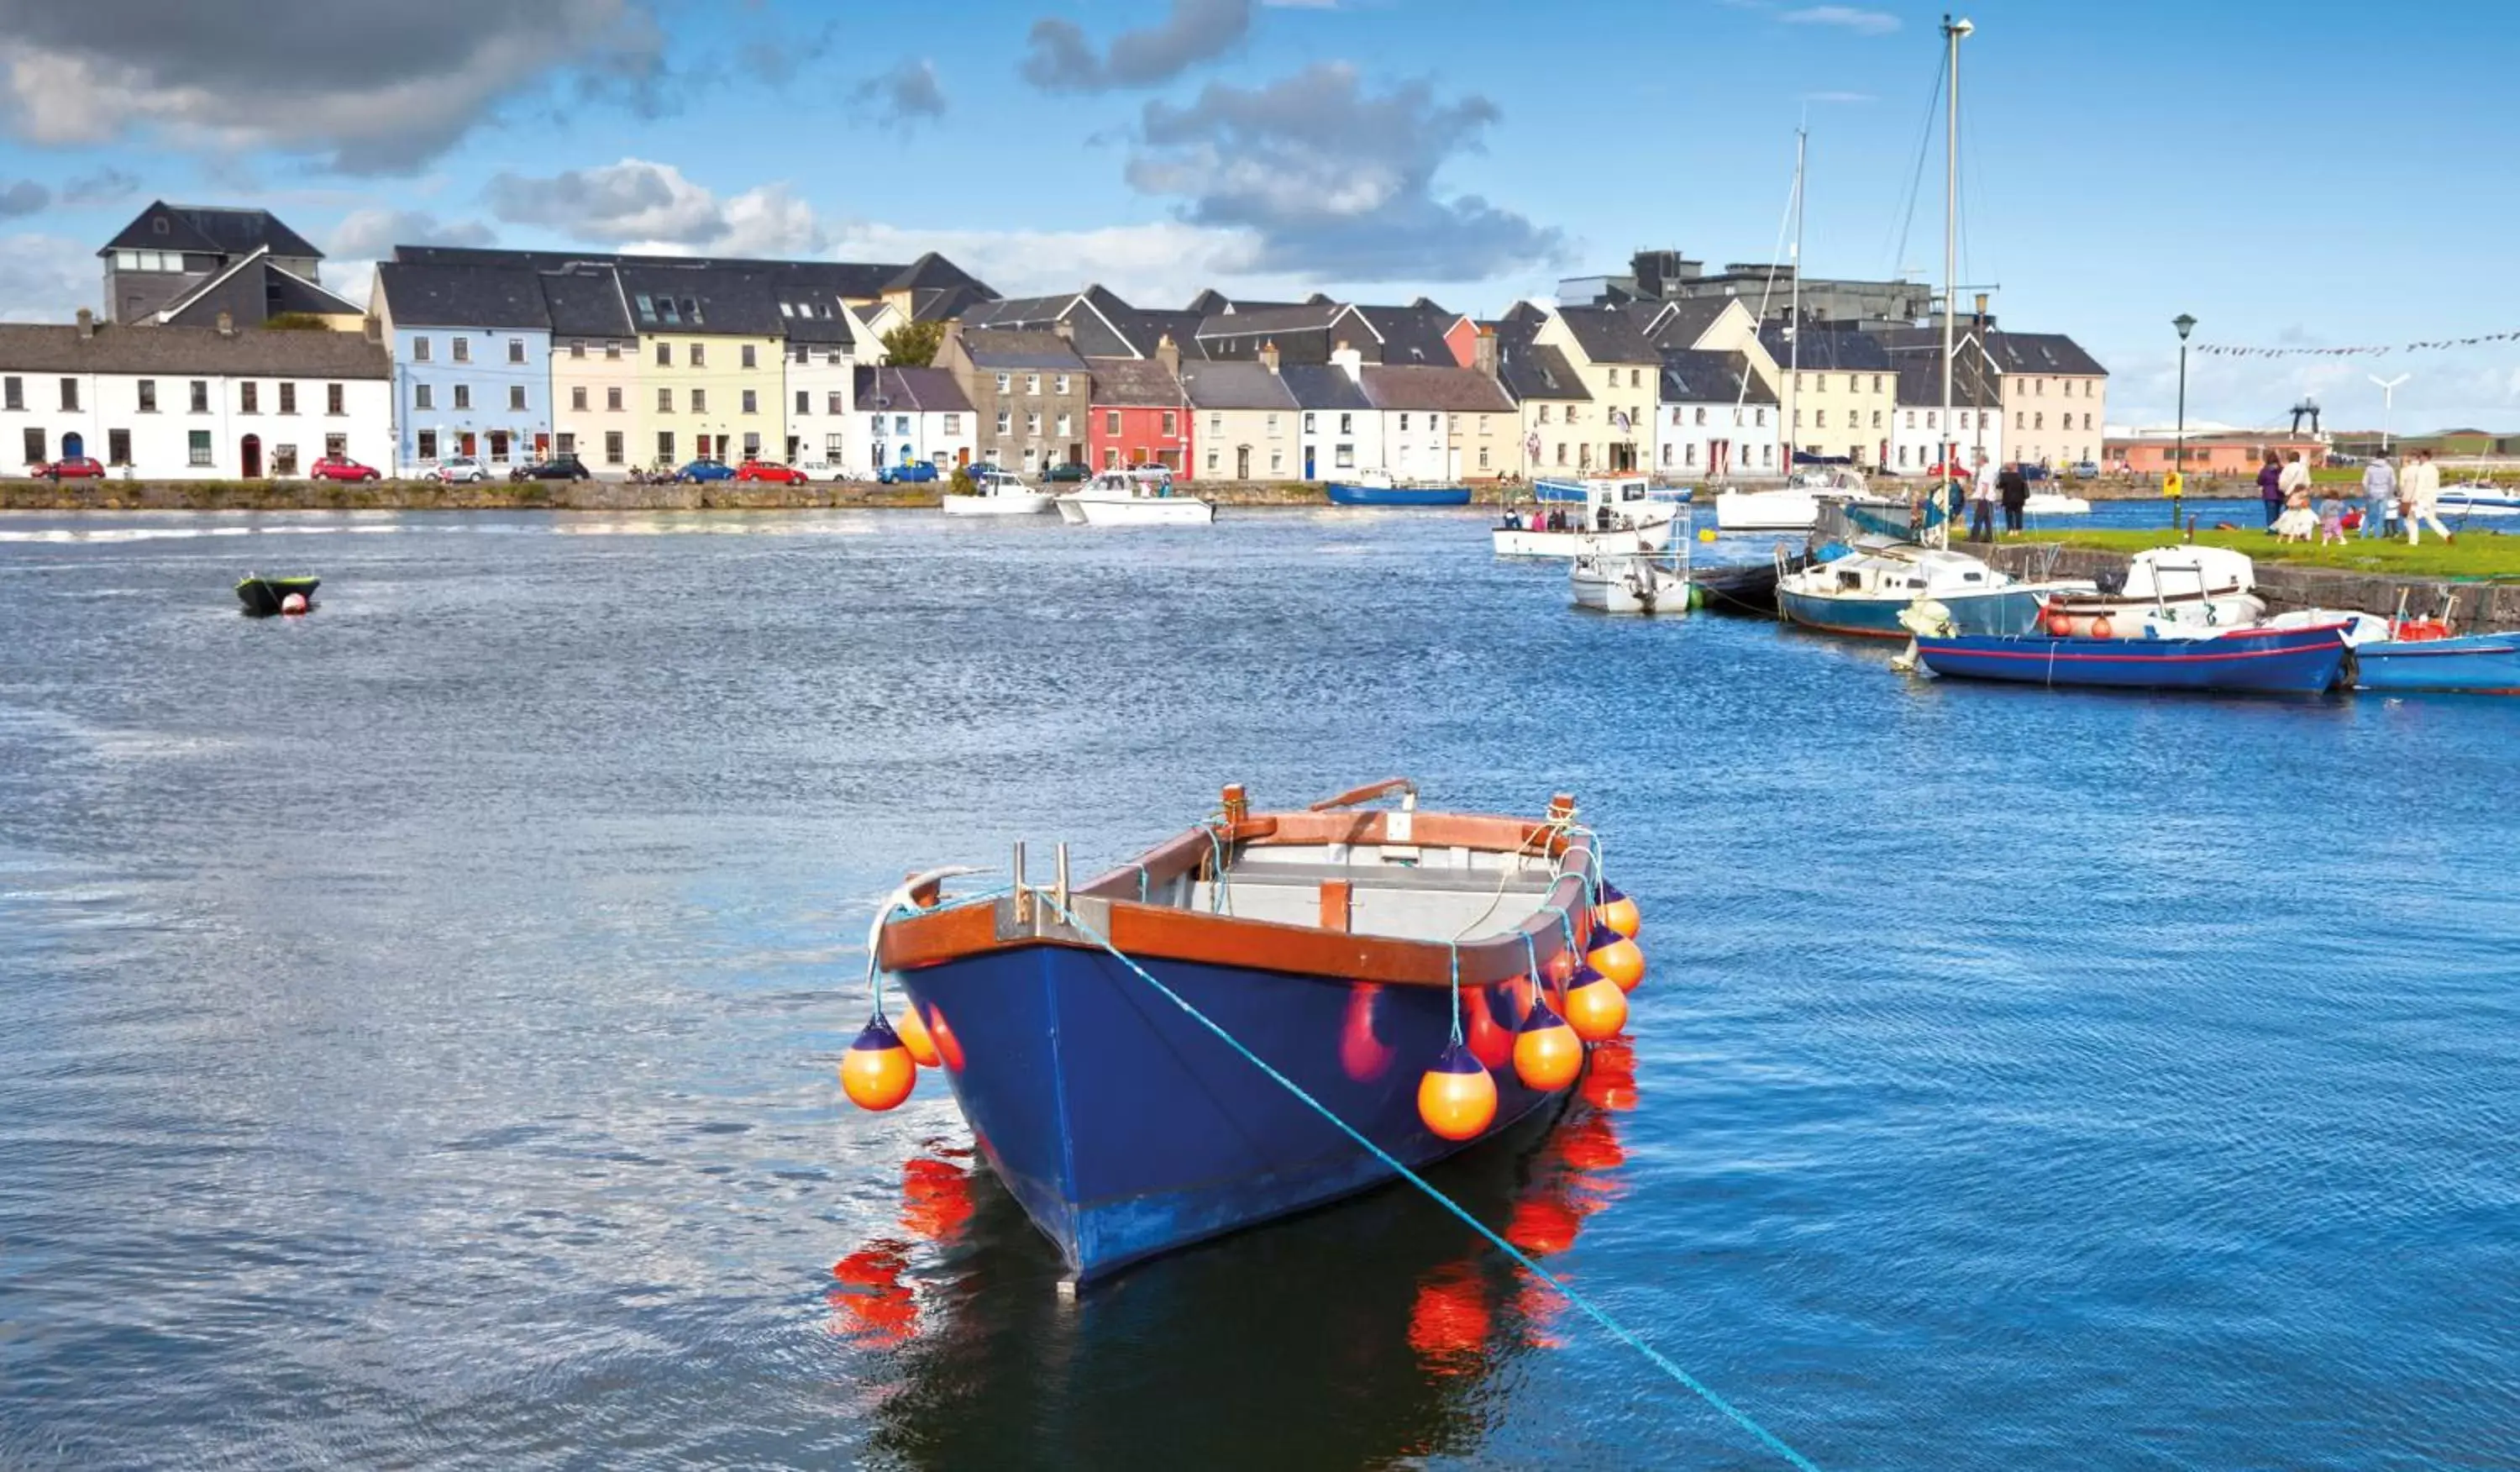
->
left=541, top=266, right=640, bottom=471
left=1180, top=350, right=1300, bottom=481
left=618, top=266, right=783, bottom=468
left=1530, top=303, right=1660, bottom=474
left=1875, top=326, right=2108, bottom=472
left=1761, top=325, right=1897, bottom=469
left=1490, top=316, right=1584, bottom=479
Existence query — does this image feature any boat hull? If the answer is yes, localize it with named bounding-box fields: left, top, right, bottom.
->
left=1688, top=560, right=1784, bottom=615
left=941, top=491, right=1053, bottom=516
left=1326, top=483, right=1472, bottom=507
left=2439, top=490, right=2520, bottom=518
left=1780, top=584, right=2049, bottom=639
left=1571, top=558, right=1688, bottom=614
left=235, top=576, right=319, bottom=616
left=1492, top=519, right=1674, bottom=558
left=898, top=945, right=1566, bottom=1281
left=1917, top=624, right=2349, bottom=693
left=2040, top=591, right=2265, bottom=636
left=1067, top=496, right=1215, bottom=526
left=2353, top=633, right=2520, bottom=694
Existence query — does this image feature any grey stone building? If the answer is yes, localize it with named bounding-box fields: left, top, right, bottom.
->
left=936, top=321, right=1089, bottom=472
left=99, top=202, right=334, bottom=326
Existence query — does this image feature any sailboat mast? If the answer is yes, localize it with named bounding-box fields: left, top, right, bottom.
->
left=1788, top=126, right=1804, bottom=473
left=1939, top=15, right=1971, bottom=549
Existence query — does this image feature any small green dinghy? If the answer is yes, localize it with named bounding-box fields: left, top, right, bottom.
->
left=236, top=575, right=320, bottom=617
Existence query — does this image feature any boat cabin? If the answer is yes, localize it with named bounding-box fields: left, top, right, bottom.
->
left=1821, top=543, right=1999, bottom=596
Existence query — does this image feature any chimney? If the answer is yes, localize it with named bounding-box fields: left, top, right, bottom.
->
left=935, top=317, right=962, bottom=366
left=1155, top=333, right=1180, bottom=377
left=1473, top=324, right=1498, bottom=379
left=75, top=308, right=93, bottom=339
left=1331, top=340, right=1362, bottom=385
left=1258, top=339, right=1280, bottom=375
left=215, top=310, right=235, bottom=339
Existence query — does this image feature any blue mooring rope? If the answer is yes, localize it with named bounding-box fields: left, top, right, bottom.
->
left=1037, top=892, right=1822, bottom=1472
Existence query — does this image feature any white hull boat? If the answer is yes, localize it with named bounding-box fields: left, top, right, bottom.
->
left=940, top=480, right=1053, bottom=517
left=2041, top=545, right=2261, bottom=635
left=1571, top=554, right=1689, bottom=614
left=1494, top=520, right=1674, bottom=559
left=1058, top=473, right=1214, bottom=527
left=2022, top=492, right=2092, bottom=516
left=1494, top=475, right=1679, bottom=557
left=2439, top=484, right=2520, bottom=518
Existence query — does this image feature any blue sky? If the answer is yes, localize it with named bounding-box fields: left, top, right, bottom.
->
left=0, top=0, right=2514, bottom=431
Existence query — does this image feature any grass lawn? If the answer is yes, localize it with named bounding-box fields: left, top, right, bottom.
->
left=2026, top=526, right=2520, bottom=580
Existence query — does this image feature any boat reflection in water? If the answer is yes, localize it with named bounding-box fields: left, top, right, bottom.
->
left=826, top=1039, right=1641, bottom=1469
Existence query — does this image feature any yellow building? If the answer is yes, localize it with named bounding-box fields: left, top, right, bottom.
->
left=1533, top=304, right=1661, bottom=474
left=619, top=270, right=784, bottom=469
left=1761, top=326, right=1898, bottom=469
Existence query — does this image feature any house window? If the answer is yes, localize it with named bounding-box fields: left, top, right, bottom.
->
left=1399, top=413, right=1410, bottom=431
left=742, top=432, right=760, bottom=458
left=188, top=430, right=212, bottom=465
left=278, top=382, right=297, bottom=414
left=1431, top=414, right=1441, bottom=433
left=58, top=377, right=79, bottom=412
left=137, top=380, right=156, bottom=413
left=2016, top=411, right=2025, bottom=429
left=412, top=337, right=431, bottom=362
left=1338, top=413, right=1352, bottom=434
left=1336, top=444, right=1354, bottom=469
left=1270, top=449, right=1284, bottom=473
left=870, top=413, right=885, bottom=437
left=1054, top=413, right=1071, bottom=437
left=1105, top=411, right=1121, bottom=435
left=827, top=392, right=844, bottom=414
left=605, top=431, right=624, bottom=465
left=1815, top=408, right=1826, bottom=428
left=893, top=415, right=909, bottom=434
left=570, top=341, right=586, bottom=360
left=0, top=376, right=19, bottom=410
left=1872, top=411, right=1882, bottom=428
left=239, top=383, right=258, bottom=413
left=1538, top=404, right=1551, bottom=424
left=656, top=343, right=671, bottom=366
left=942, top=413, right=960, bottom=434
left=1478, top=414, right=1489, bottom=436
left=415, top=384, right=434, bottom=410
left=2034, top=413, right=2043, bottom=430
left=1302, top=413, right=1315, bottom=434
left=995, top=410, right=1011, bottom=434
left=1694, top=407, right=1707, bottom=426
left=1687, top=443, right=1698, bottom=466
left=1206, top=449, right=1219, bottom=472
left=1478, top=446, right=1489, bottom=470
left=735, top=388, right=754, bottom=414
left=1269, top=413, right=1282, bottom=435
left=573, top=386, right=590, bottom=412
left=690, top=344, right=706, bottom=368
left=488, top=431, right=511, bottom=463
left=1556, top=444, right=1568, bottom=465
left=995, top=373, right=1010, bottom=392
left=508, top=386, right=527, bottom=412
left=1905, top=411, right=1916, bottom=428
left=452, top=385, right=470, bottom=410
left=659, top=387, right=674, bottom=413
left=825, top=434, right=843, bottom=461
left=452, top=338, right=470, bottom=363
left=21, top=427, right=42, bottom=463
left=607, top=386, right=623, bottom=412
left=657, top=432, right=675, bottom=462
left=606, top=342, right=622, bottom=360
left=795, top=390, right=809, bottom=414
left=691, top=389, right=706, bottom=413
left=417, top=430, right=438, bottom=460
left=1579, top=444, right=1593, bottom=469
left=741, top=344, right=756, bottom=369
left=1756, top=408, right=1767, bottom=427
left=1026, top=413, right=1041, bottom=434
left=328, top=383, right=344, bottom=415
left=1161, top=411, right=1178, bottom=436
left=507, top=338, right=525, bottom=365
left=1054, top=374, right=1070, bottom=394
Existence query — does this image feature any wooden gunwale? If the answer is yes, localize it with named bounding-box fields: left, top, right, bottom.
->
left=874, top=808, right=1593, bottom=989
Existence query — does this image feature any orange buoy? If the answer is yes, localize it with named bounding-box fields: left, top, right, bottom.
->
left=2091, top=615, right=2115, bottom=639
left=1416, top=1040, right=1499, bottom=1141
left=280, top=591, right=309, bottom=615
left=2045, top=611, right=2073, bottom=636
left=1512, top=1000, right=1583, bottom=1091
left=1339, top=984, right=1398, bottom=1082
left=1562, top=970, right=1629, bottom=1043
left=926, top=1006, right=966, bottom=1073
left=1462, top=986, right=1514, bottom=1070
left=1586, top=933, right=1646, bottom=993
left=1595, top=880, right=1641, bottom=940
left=893, top=999, right=941, bottom=1068
left=840, top=1016, right=916, bottom=1111
left=1540, top=946, right=1577, bottom=991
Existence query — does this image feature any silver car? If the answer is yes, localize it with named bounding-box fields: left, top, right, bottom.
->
left=433, top=456, right=489, bottom=484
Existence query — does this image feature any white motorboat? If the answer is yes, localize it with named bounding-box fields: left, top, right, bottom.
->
left=940, top=469, right=1053, bottom=517
left=2022, top=491, right=2092, bottom=516
left=2040, top=545, right=2263, bottom=635
left=1494, top=476, right=1679, bottom=557
left=1571, top=553, right=1690, bottom=615
left=1713, top=466, right=1878, bottom=532
left=1057, top=471, right=1215, bottom=527
left=2438, top=482, right=2520, bottom=518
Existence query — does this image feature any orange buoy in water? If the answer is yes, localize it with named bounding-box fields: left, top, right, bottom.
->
left=280, top=592, right=308, bottom=615
left=1416, top=1040, right=1499, bottom=1141
left=1462, top=986, right=1514, bottom=1070
left=1562, top=966, right=1629, bottom=1043
left=893, top=999, right=941, bottom=1068
left=1586, top=932, right=1646, bottom=993
left=840, top=1016, right=916, bottom=1111
left=1512, top=1000, right=1583, bottom=1091
left=1540, top=946, right=1577, bottom=997
left=1595, top=880, right=1641, bottom=940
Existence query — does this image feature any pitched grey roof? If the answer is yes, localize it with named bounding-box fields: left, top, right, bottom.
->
left=1890, top=357, right=1999, bottom=407
left=1554, top=304, right=1659, bottom=365
left=1277, top=364, right=1373, bottom=412
left=885, top=251, right=984, bottom=294
left=538, top=267, right=635, bottom=339
left=1358, top=364, right=1514, bottom=413
left=1178, top=360, right=1296, bottom=411
left=616, top=265, right=783, bottom=336
left=386, top=247, right=990, bottom=306
left=961, top=329, right=1085, bottom=371
left=1646, top=298, right=1732, bottom=350
left=375, top=262, right=553, bottom=330
left=157, top=255, right=364, bottom=328
left=1488, top=323, right=1590, bottom=402
left=961, top=292, right=1144, bottom=357
left=0, top=322, right=388, bottom=377
left=1760, top=324, right=1893, bottom=371
left=1982, top=331, right=2107, bottom=377
left=1196, top=302, right=1352, bottom=339
left=103, top=201, right=322, bottom=260
left=1084, top=355, right=1185, bottom=407
left=911, top=284, right=989, bottom=321
left=1659, top=349, right=1775, bottom=405
left=1354, top=304, right=1460, bottom=365
left=854, top=364, right=973, bottom=413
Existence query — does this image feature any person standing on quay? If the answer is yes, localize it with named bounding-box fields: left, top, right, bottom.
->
left=2405, top=449, right=2452, bottom=544
left=2257, top=449, right=2285, bottom=528
left=1969, top=453, right=1999, bottom=541
left=1998, top=460, right=2029, bottom=533
left=2360, top=453, right=2397, bottom=539
left=2277, top=449, right=2309, bottom=513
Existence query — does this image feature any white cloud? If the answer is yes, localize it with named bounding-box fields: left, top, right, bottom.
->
left=486, top=159, right=826, bottom=256
left=1779, top=6, right=1900, bottom=34
left=0, top=233, right=93, bottom=321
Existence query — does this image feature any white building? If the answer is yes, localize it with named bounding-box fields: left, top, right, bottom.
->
left=783, top=340, right=858, bottom=475
left=1284, top=349, right=1383, bottom=481
left=1888, top=360, right=2005, bottom=475
left=1654, top=350, right=1778, bottom=479
left=1357, top=362, right=1515, bottom=481
left=0, top=311, right=394, bottom=479
left=853, top=365, right=974, bottom=476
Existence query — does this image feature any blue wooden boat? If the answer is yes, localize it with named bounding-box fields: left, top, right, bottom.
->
left=871, top=781, right=1603, bottom=1284
left=1776, top=541, right=2075, bottom=639
left=1915, top=622, right=2351, bottom=693
left=1326, top=479, right=1472, bottom=507
left=2353, top=632, right=2520, bottom=694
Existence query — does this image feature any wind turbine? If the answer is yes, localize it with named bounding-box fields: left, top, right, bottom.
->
left=2370, top=373, right=2410, bottom=451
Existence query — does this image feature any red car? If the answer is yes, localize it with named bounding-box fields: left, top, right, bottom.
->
left=734, top=460, right=810, bottom=484
left=310, top=455, right=381, bottom=482
left=34, top=456, right=105, bottom=481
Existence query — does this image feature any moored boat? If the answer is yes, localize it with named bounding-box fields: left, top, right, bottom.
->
left=1057, top=471, right=1215, bottom=527
left=1493, top=476, right=1677, bottom=557
left=1326, top=469, right=1472, bottom=507
left=2438, top=482, right=2520, bottom=518
left=1913, top=621, right=2351, bottom=693
left=2021, top=490, right=2092, bottom=517
left=2353, top=632, right=2520, bottom=694
left=1777, top=539, right=2089, bottom=639
left=2040, top=545, right=2264, bottom=636
left=941, top=470, right=1053, bottom=517
left=861, top=781, right=1631, bottom=1283
left=1571, top=552, right=1691, bottom=614
left=1688, top=557, right=1788, bottom=615
left=235, top=575, right=319, bottom=616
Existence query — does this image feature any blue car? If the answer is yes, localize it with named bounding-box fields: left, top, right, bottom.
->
left=675, top=459, right=737, bottom=483
left=878, top=461, right=940, bottom=484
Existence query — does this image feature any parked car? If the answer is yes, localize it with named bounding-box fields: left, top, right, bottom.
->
left=434, top=456, right=491, bottom=484
left=512, top=455, right=591, bottom=481
left=734, top=460, right=810, bottom=484
left=1044, top=461, right=1092, bottom=483
left=34, top=456, right=106, bottom=481
left=877, top=461, right=939, bottom=484
left=309, top=455, right=381, bottom=482
left=1128, top=463, right=1174, bottom=486
left=675, top=459, right=737, bottom=483
left=2069, top=460, right=2101, bottom=480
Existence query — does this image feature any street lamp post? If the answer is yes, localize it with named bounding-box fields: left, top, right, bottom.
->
left=2172, top=313, right=2196, bottom=524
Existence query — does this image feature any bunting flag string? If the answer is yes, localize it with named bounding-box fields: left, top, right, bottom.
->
left=2194, top=329, right=2520, bottom=359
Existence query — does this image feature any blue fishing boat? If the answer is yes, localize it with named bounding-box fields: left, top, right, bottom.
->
left=864, top=781, right=1626, bottom=1284
left=1776, top=540, right=2082, bottom=639
left=1326, top=470, right=1471, bottom=507
left=1914, top=622, right=2351, bottom=693
left=2353, top=632, right=2520, bottom=694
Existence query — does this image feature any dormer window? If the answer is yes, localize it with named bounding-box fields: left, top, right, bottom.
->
left=681, top=297, right=701, bottom=324
left=659, top=297, right=680, bottom=324
left=635, top=294, right=656, bottom=322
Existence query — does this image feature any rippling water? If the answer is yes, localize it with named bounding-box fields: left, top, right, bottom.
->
left=2, top=506, right=2514, bottom=1470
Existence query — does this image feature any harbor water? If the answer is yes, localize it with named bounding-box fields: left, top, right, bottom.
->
left=2, top=507, right=2513, bottom=1469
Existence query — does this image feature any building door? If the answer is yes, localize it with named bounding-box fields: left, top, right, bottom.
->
left=1236, top=446, right=1249, bottom=479
left=61, top=431, right=83, bottom=460
left=1304, top=446, right=1315, bottom=479
left=240, top=434, right=261, bottom=478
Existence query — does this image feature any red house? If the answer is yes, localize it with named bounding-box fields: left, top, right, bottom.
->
left=1084, top=337, right=1192, bottom=476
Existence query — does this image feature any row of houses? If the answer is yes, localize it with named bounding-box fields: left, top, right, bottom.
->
left=1, top=202, right=2110, bottom=482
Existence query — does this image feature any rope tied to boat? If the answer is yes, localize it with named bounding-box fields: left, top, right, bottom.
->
left=1036, top=890, right=1822, bottom=1472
